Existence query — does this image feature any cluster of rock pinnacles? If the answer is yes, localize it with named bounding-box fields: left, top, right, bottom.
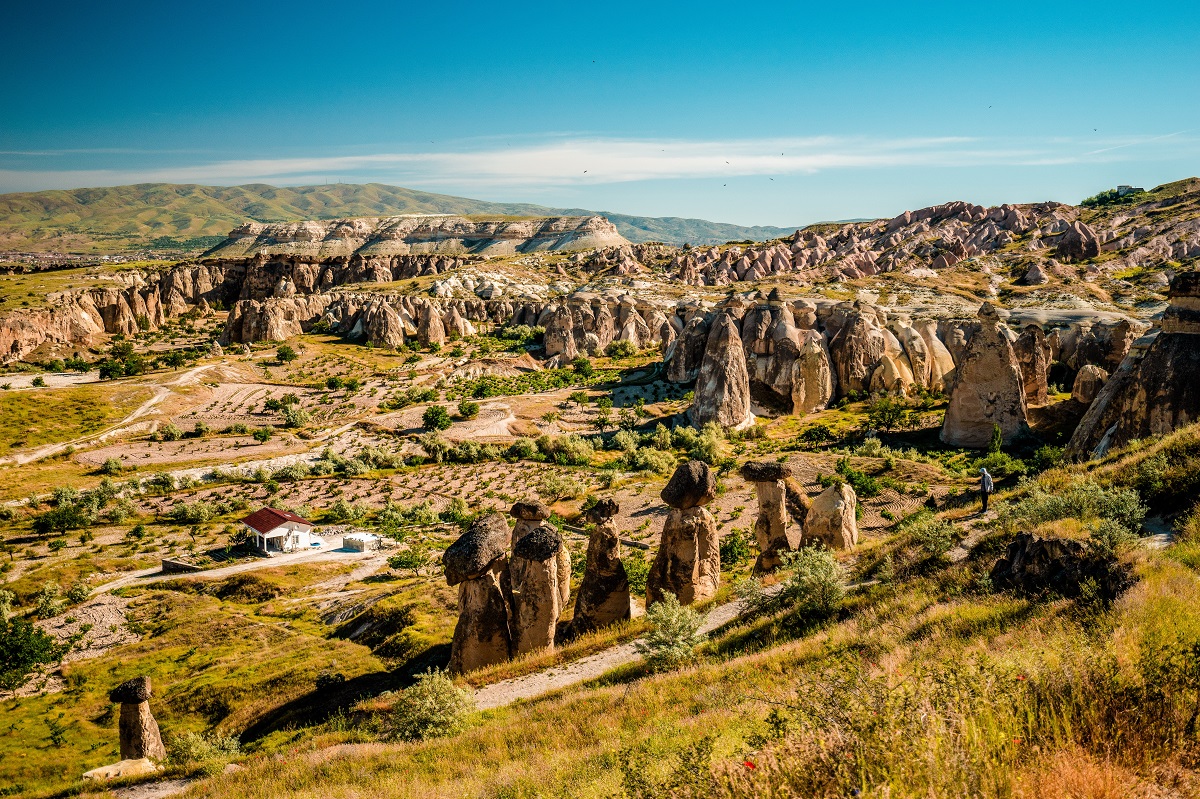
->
left=446, top=459, right=859, bottom=674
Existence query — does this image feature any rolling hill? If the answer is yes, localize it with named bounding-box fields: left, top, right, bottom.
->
left=0, top=183, right=799, bottom=253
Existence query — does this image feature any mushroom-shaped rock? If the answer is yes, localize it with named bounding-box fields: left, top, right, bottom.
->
left=510, top=526, right=568, bottom=655
left=446, top=514, right=514, bottom=674
left=940, top=303, right=1028, bottom=448
left=660, top=460, right=717, bottom=509
left=443, top=513, right=510, bottom=586
left=574, top=499, right=632, bottom=633
left=739, top=461, right=801, bottom=572
left=108, top=676, right=166, bottom=762
left=648, top=462, right=721, bottom=605
left=510, top=500, right=552, bottom=544
left=1072, top=364, right=1109, bottom=405
left=805, top=483, right=858, bottom=550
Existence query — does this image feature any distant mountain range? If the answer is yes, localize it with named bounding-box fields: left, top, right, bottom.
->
left=0, top=182, right=800, bottom=253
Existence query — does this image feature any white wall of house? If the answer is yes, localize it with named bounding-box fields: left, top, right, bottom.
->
left=250, top=521, right=316, bottom=554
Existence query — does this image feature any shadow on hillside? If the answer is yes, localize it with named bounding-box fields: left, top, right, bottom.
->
left=238, top=643, right=451, bottom=743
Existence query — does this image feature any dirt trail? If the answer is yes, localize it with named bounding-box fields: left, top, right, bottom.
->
left=91, top=545, right=387, bottom=596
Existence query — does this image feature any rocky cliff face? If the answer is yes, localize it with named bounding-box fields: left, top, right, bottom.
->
left=1066, top=271, right=1200, bottom=458
left=205, top=215, right=628, bottom=260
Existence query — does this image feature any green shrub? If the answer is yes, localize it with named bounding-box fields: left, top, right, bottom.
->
left=775, top=545, right=844, bottom=616
left=506, top=437, right=539, bottom=461
left=281, top=406, right=311, bottom=428
left=834, top=457, right=880, bottom=498
left=99, top=457, right=124, bottom=476
left=168, top=731, right=240, bottom=775
left=0, top=615, right=66, bottom=690
left=636, top=593, right=703, bottom=672
left=536, top=434, right=594, bottom=466
left=902, top=510, right=957, bottom=561
left=624, top=553, right=651, bottom=595
left=325, top=499, right=366, bottom=523
left=1088, top=518, right=1138, bottom=558
left=387, top=668, right=475, bottom=740
left=252, top=427, right=273, bottom=443
left=624, top=446, right=677, bottom=475
left=388, top=546, right=430, bottom=576
left=719, top=528, right=754, bottom=567
left=160, top=423, right=184, bottom=442
left=605, top=340, right=637, bottom=358
left=536, top=472, right=586, bottom=503
left=998, top=478, right=1146, bottom=535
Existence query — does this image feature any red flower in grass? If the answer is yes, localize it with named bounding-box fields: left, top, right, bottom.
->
left=744, top=761, right=757, bottom=770
left=1016, top=675, right=1027, bottom=681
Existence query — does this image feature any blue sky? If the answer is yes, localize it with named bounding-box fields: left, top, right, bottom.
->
left=2, top=0, right=1198, bottom=226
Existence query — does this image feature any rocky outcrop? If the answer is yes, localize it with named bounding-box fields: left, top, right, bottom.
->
left=109, top=676, right=166, bottom=762
left=1056, top=221, right=1101, bottom=262
left=221, top=295, right=334, bottom=344
left=828, top=302, right=886, bottom=395
left=572, top=499, right=631, bottom=633
left=739, top=461, right=801, bottom=572
left=1066, top=271, right=1200, bottom=458
left=690, top=313, right=753, bottom=430
left=510, top=501, right=552, bottom=544
left=1072, top=364, right=1108, bottom=405
left=804, top=483, right=858, bottom=550
left=206, top=215, right=628, bottom=260
left=648, top=461, right=721, bottom=606
left=941, top=303, right=1028, bottom=447
left=445, top=514, right=513, bottom=674
left=990, top=532, right=1128, bottom=599
left=509, top=525, right=568, bottom=655
left=1013, top=324, right=1051, bottom=406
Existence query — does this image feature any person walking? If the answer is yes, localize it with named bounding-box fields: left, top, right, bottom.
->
left=979, top=467, right=994, bottom=513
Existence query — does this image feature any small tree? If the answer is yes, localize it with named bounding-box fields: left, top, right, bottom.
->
left=571, top=357, right=594, bottom=378
left=276, top=345, right=298, bottom=365
left=422, top=405, right=452, bottom=431
left=388, top=545, right=430, bottom=577
left=636, top=593, right=703, bottom=672
left=1, top=615, right=67, bottom=691
left=569, top=390, right=590, bottom=409
left=100, top=457, right=124, bottom=476
left=988, top=423, right=1003, bottom=454
left=457, top=399, right=480, bottom=420
left=253, top=426, right=273, bottom=443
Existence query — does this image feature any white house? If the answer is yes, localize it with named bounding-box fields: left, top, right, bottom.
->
left=240, top=507, right=318, bottom=555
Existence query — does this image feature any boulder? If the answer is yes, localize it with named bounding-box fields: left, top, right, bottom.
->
left=449, top=556, right=513, bottom=674
left=990, top=532, right=1128, bottom=598
left=805, top=483, right=858, bottom=550
left=1022, top=262, right=1050, bottom=285
left=739, top=461, right=801, bottom=572
left=510, top=526, right=568, bottom=655
left=573, top=499, right=631, bottom=632
left=510, top=500, right=551, bottom=544
left=443, top=513, right=511, bottom=586
left=108, top=677, right=166, bottom=762
left=1071, top=364, right=1108, bottom=405
left=83, top=759, right=162, bottom=782
left=940, top=303, right=1028, bottom=447
left=660, top=460, right=717, bottom=509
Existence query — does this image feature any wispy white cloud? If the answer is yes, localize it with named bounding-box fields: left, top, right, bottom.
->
left=1, top=133, right=1196, bottom=193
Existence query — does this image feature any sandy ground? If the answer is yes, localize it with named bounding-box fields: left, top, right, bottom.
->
left=18, top=593, right=138, bottom=696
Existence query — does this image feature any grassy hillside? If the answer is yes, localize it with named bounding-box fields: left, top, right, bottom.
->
left=0, top=183, right=798, bottom=252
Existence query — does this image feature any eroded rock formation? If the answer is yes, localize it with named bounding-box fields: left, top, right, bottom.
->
left=573, top=498, right=631, bottom=633
left=739, top=461, right=802, bottom=572
left=648, top=461, right=721, bottom=605
left=940, top=303, right=1028, bottom=447
left=691, top=313, right=753, bottom=430
left=445, top=513, right=513, bottom=674
left=109, top=676, right=166, bottom=762
left=510, top=525, right=568, bottom=655
left=805, top=483, right=858, bottom=550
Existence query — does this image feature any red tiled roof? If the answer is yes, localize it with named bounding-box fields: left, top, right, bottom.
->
left=240, top=507, right=313, bottom=535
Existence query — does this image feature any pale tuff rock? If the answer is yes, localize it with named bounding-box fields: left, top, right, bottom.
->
left=417, top=302, right=447, bottom=347
left=449, top=556, right=513, bottom=675
left=445, top=513, right=514, bottom=674
left=690, top=313, right=754, bottom=430
left=1066, top=271, right=1200, bottom=458
left=543, top=305, right=578, bottom=361
left=648, top=461, right=721, bottom=606
left=1022, top=262, right=1050, bottom=285
left=510, top=525, right=568, bottom=655
left=83, top=759, right=162, bottom=782
left=1056, top=221, right=1101, bottom=262
left=869, top=328, right=917, bottom=395
left=666, top=316, right=711, bottom=383
left=739, top=461, right=802, bottom=573
left=1013, top=324, right=1052, bottom=406
left=573, top=499, right=631, bottom=633
left=805, top=483, right=858, bottom=550
left=940, top=303, right=1029, bottom=448
left=829, top=302, right=886, bottom=395
left=208, top=215, right=628, bottom=260
left=914, top=319, right=957, bottom=390
left=1072, top=364, right=1109, bottom=405
left=790, top=332, right=836, bottom=414
left=109, top=676, right=166, bottom=762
